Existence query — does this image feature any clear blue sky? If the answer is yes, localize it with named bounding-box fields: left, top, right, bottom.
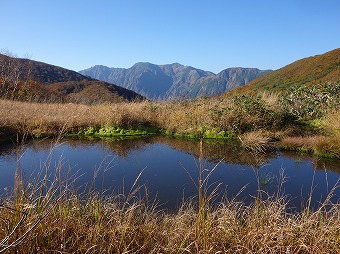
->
left=1, top=0, right=339, bottom=73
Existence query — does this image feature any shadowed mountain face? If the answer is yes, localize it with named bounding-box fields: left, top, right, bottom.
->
left=0, top=54, right=144, bottom=103
left=80, top=63, right=271, bottom=99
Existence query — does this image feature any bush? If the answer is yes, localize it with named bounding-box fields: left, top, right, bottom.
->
left=230, top=95, right=278, bottom=132
left=279, top=82, right=340, bottom=120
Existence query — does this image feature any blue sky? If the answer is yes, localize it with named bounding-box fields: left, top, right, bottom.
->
left=1, top=0, right=339, bottom=73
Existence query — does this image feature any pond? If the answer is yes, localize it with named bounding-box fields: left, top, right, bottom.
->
left=0, top=136, right=339, bottom=211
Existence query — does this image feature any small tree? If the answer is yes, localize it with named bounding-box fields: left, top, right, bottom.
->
left=0, top=49, right=33, bottom=99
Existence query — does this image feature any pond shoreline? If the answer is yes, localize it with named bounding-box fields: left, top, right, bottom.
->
left=1, top=98, right=339, bottom=160
left=1, top=135, right=339, bottom=253
left=2, top=126, right=339, bottom=159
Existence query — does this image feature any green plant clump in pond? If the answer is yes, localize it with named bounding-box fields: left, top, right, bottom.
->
left=203, top=129, right=237, bottom=139
left=68, top=126, right=237, bottom=140
left=162, top=128, right=237, bottom=140
left=69, top=126, right=160, bottom=137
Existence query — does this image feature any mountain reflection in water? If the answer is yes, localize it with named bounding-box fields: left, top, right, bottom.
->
left=0, top=136, right=339, bottom=211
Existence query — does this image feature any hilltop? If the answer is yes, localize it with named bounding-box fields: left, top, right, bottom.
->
left=230, top=48, right=340, bottom=95
left=80, top=63, right=271, bottom=99
left=0, top=53, right=144, bottom=103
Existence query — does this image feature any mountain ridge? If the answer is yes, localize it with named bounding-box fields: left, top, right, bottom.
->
left=79, top=63, right=271, bottom=99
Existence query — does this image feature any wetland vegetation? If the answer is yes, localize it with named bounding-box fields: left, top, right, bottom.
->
left=1, top=81, right=339, bottom=158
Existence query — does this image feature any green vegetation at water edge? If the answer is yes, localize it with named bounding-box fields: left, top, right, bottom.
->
left=68, top=126, right=161, bottom=137
left=162, top=128, right=237, bottom=140
left=69, top=126, right=238, bottom=141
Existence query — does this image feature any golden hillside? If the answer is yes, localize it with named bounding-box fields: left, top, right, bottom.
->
left=230, top=48, right=340, bottom=95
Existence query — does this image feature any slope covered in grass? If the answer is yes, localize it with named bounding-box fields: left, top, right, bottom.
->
left=231, top=48, right=340, bottom=95
left=0, top=53, right=144, bottom=103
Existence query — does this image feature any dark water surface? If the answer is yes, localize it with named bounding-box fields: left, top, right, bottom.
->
left=0, top=136, right=339, bottom=211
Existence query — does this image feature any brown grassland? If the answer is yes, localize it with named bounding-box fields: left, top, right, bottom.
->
left=1, top=82, right=339, bottom=158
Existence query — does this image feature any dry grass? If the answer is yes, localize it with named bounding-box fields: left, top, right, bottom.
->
left=281, top=135, right=340, bottom=158
left=1, top=98, right=340, bottom=157
left=1, top=100, right=340, bottom=252
left=0, top=97, right=246, bottom=138
left=1, top=174, right=339, bottom=253
left=323, top=111, right=340, bottom=134
left=239, top=131, right=274, bottom=153
left=0, top=99, right=110, bottom=136
left=281, top=136, right=327, bottom=149
left=0, top=99, right=158, bottom=137
left=260, top=91, right=280, bottom=111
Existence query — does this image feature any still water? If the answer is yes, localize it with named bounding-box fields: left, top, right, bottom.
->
left=0, top=136, right=339, bottom=211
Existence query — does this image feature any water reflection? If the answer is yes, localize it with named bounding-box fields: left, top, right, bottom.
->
left=0, top=136, right=339, bottom=211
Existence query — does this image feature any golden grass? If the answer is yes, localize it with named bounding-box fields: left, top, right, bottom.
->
left=281, top=135, right=340, bottom=158
left=260, top=91, right=280, bottom=111
left=0, top=98, right=237, bottom=137
left=0, top=99, right=159, bottom=137
left=1, top=175, right=339, bottom=253
left=1, top=98, right=340, bottom=158
left=323, top=111, right=340, bottom=134
left=239, top=131, right=274, bottom=153
left=1, top=99, right=340, bottom=252
left=281, top=136, right=326, bottom=149
left=0, top=99, right=108, bottom=135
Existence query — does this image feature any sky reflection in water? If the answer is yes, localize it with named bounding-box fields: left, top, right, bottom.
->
left=0, top=137, right=339, bottom=211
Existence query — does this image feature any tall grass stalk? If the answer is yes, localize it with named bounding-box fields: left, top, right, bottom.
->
left=181, top=138, right=224, bottom=252
left=0, top=136, right=72, bottom=253
left=1, top=156, right=340, bottom=252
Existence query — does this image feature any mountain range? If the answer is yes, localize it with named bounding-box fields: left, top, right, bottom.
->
left=79, top=63, right=272, bottom=99
left=1, top=48, right=338, bottom=104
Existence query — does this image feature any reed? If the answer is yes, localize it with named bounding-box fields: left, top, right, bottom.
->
left=239, top=131, right=274, bottom=154
left=1, top=176, right=339, bottom=253
left=0, top=95, right=282, bottom=139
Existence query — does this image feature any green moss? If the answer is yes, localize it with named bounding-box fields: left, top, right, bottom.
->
left=162, top=128, right=237, bottom=140
left=67, top=126, right=160, bottom=138
left=70, top=126, right=236, bottom=140
left=301, top=119, right=323, bottom=128
left=203, top=129, right=236, bottom=139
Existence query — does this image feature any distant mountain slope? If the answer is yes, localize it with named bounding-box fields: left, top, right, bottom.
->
left=0, top=53, right=93, bottom=83
left=171, top=67, right=271, bottom=98
left=79, top=63, right=271, bottom=99
left=48, top=80, right=143, bottom=104
left=0, top=53, right=144, bottom=103
left=232, top=48, right=340, bottom=95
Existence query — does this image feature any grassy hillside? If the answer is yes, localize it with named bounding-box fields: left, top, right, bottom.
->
left=0, top=53, right=93, bottom=83
left=48, top=81, right=144, bottom=104
left=0, top=53, right=144, bottom=103
left=231, top=48, right=340, bottom=95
